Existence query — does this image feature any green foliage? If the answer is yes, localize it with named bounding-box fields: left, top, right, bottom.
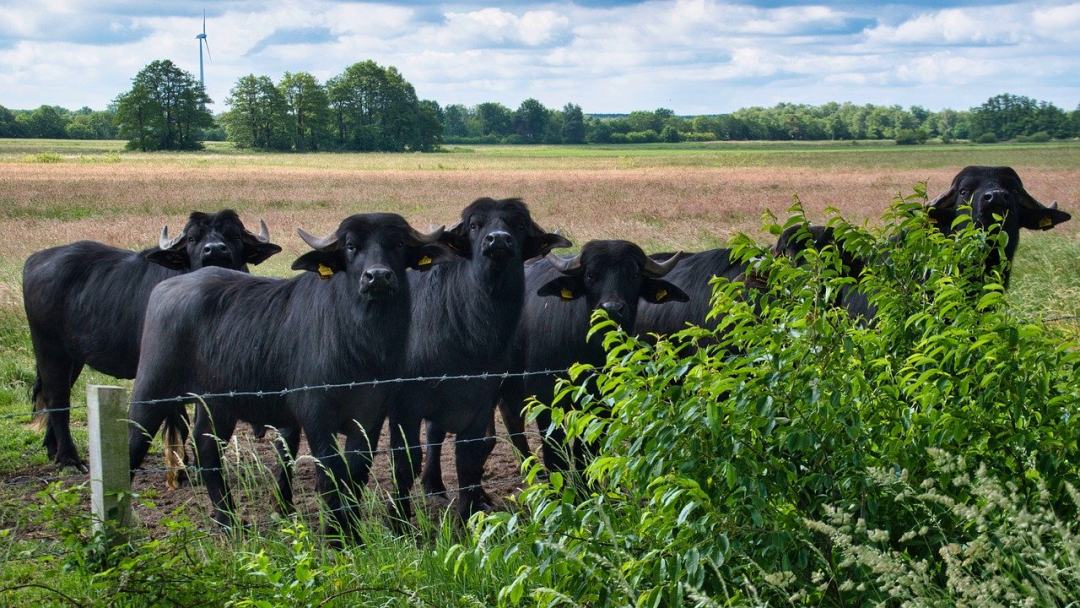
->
left=447, top=189, right=1080, bottom=605
left=221, top=74, right=292, bottom=151
left=975, top=133, right=999, bottom=144
left=326, top=60, right=440, bottom=152
left=278, top=71, right=331, bottom=152
left=114, top=59, right=213, bottom=151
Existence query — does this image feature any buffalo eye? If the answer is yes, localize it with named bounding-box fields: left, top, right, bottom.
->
left=187, top=235, right=197, bottom=244
left=470, top=222, right=481, bottom=231
left=346, top=243, right=357, bottom=254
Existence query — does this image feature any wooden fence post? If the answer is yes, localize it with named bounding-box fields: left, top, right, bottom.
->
left=87, top=384, right=132, bottom=538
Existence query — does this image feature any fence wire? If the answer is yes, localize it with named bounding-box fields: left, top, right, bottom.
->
left=0, top=368, right=574, bottom=421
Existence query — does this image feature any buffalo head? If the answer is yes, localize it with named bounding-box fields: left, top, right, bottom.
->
left=291, top=213, right=458, bottom=300
left=146, top=209, right=282, bottom=271
left=537, top=240, right=689, bottom=330
left=443, top=197, right=571, bottom=263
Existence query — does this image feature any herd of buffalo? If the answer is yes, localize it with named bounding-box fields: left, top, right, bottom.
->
left=20, top=165, right=1071, bottom=536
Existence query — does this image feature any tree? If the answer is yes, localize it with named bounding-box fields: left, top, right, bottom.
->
left=560, top=103, right=586, bottom=144
left=476, top=102, right=513, bottom=137
left=24, top=106, right=69, bottom=138
left=114, top=59, right=213, bottom=151
left=326, top=60, right=437, bottom=151
left=222, top=75, right=290, bottom=150
left=279, top=71, right=329, bottom=151
left=0, top=105, right=25, bottom=137
left=442, top=104, right=472, bottom=138
left=513, top=98, right=548, bottom=143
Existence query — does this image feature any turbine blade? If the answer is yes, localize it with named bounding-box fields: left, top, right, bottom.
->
left=203, top=38, right=211, bottom=63
left=203, top=9, right=206, bottom=34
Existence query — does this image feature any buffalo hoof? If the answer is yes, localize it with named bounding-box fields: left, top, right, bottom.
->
left=421, top=477, right=448, bottom=497
left=55, top=453, right=87, bottom=473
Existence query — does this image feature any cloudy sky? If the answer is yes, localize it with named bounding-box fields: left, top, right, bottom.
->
left=1, top=0, right=1078, bottom=114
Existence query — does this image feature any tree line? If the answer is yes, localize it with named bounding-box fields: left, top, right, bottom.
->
left=2, top=57, right=1078, bottom=150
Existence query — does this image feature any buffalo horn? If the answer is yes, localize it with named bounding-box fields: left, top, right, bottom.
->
left=159, top=225, right=185, bottom=251
left=254, top=219, right=271, bottom=243
left=297, top=227, right=339, bottom=251
left=928, top=186, right=956, bottom=209
left=644, top=251, right=686, bottom=277
left=546, top=252, right=583, bottom=274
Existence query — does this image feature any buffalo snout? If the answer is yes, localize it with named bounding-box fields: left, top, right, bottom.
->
left=599, top=300, right=627, bottom=319
left=360, top=266, right=395, bottom=295
left=482, top=231, right=515, bottom=257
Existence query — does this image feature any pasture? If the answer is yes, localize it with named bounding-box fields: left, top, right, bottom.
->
left=1, top=138, right=1079, bottom=605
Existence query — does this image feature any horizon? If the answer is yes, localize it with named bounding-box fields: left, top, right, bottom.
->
left=1, top=1, right=1078, bottom=114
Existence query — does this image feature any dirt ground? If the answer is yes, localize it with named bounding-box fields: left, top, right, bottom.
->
left=2, top=414, right=535, bottom=540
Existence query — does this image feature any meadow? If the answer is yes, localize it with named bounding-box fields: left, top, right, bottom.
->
left=0, top=138, right=1079, bottom=605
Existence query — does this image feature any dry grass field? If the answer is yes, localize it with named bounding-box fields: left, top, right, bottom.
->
left=1, top=138, right=1078, bottom=544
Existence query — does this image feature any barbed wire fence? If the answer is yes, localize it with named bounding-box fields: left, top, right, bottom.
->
left=4, top=368, right=580, bottom=543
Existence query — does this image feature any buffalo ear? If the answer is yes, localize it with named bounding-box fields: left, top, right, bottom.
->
left=1020, top=201, right=1071, bottom=231
left=291, top=250, right=344, bottom=279
left=244, top=241, right=283, bottom=265
left=441, top=222, right=471, bottom=256
left=144, top=247, right=190, bottom=270
left=926, top=185, right=958, bottom=230
left=537, top=275, right=585, bottom=301
left=525, top=232, right=572, bottom=260
left=640, top=278, right=689, bottom=304
left=409, top=243, right=460, bottom=271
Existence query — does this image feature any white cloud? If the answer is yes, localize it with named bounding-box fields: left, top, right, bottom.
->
left=0, top=0, right=1077, bottom=113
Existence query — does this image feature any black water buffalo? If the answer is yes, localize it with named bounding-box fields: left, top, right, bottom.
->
left=22, top=210, right=281, bottom=469
left=926, top=166, right=1070, bottom=285
left=127, top=214, right=456, bottom=536
left=495, top=240, right=688, bottom=472
left=388, top=197, right=569, bottom=522
left=635, top=248, right=749, bottom=335
left=774, top=166, right=1072, bottom=318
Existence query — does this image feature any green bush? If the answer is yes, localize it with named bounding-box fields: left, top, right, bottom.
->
left=1014, top=131, right=1052, bottom=143
left=894, top=128, right=927, bottom=145
left=974, top=132, right=998, bottom=144
left=448, top=188, right=1080, bottom=606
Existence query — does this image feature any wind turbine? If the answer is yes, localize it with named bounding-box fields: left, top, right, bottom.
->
left=195, top=10, right=210, bottom=89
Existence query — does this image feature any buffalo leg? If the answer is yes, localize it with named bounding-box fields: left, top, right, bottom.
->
left=305, top=428, right=356, bottom=542
left=128, top=397, right=176, bottom=472
left=453, top=411, right=497, bottom=519
left=389, top=414, right=422, bottom=527
left=420, top=421, right=448, bottom=496
left=536, top=408, right=570, bottom=473
left=37, top=354, right=84, bottom=470
left=497, top=395, right=532, bottom=463
left=273, top=426, right=302, bottom=514
left=191, top=404, right=239, bottom=529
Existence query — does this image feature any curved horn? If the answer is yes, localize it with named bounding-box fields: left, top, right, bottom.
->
left=297, top=227, right=339, bottom=251
left=408, top=225, right=445, bottom=244
left=159, top=225, right=185, bottom=250
left=546, top=252, right=583, bottom=275
left=643, top=251, right=686, bottom=277
left=254, top=219, right=270, bottom=243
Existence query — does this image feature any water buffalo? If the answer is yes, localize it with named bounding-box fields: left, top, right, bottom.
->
left=494, top=240, right=688, bottom=473
left=635, top=248, right=749, bottom=335
left=926, top=166, right=1070, bottom=286
left=22, top=210, right=281, bottom=470
left=127, top=213, right=456, bottom=537
left=774, top=166, right=1072, bottom=318
left=388, top=197, right=570, bottom=522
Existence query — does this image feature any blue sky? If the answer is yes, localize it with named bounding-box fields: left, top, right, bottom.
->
left=1, top=0, right=1077, bottom=114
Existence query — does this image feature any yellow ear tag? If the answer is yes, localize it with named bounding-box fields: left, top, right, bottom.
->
left=418, top=255, right=433, bottom=266
left=316, top=263, right=334, bottom=279
left=1040, top=216, right=1053, bottom=228
left=655, top=289, right=668, bottom=301
left=560, top=288, right=574, bottom=300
